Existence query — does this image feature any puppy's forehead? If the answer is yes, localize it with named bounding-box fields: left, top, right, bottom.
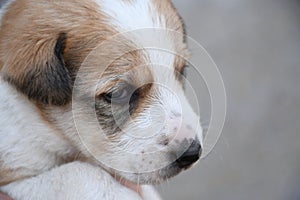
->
left=96, top=0, right=188, bottom=74
left=96, top=0, right=183, bottom=31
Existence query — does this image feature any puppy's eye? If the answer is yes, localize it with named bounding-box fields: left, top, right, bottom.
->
left=103, top=85, right=134, bottom=104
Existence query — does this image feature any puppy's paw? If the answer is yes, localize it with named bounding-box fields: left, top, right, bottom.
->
left=1, top=162, right=142, bottom=200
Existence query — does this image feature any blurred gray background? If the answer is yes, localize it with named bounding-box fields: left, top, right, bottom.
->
left=1, top=0, right=299, bottom=200
left=157, top=0, right=300, bottom=200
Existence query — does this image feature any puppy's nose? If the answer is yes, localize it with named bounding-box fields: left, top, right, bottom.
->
left=176, top=140, right=202, bottom=169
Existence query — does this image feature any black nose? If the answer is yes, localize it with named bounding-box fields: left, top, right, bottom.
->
left=176, top=140, right=202, bottom=169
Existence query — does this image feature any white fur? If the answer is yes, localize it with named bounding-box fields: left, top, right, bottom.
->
left=0, top=77, right=161, bottom=199
left=94, top=0, right=203, bottom=164
left=97, top=0, right=202, bottom=144
left=97, top=0, right=166, bottom=31
left=97, top=0, right=177, bottom=73
left=0, top=78, right=73, bottom=177
left=0, top=0, right=201, bottom=199
left=1, top=162, right=160, bottom=200
left=0, top=1, right=162, bottom=199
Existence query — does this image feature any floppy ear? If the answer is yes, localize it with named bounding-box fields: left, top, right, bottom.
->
left=2, top=33, right=72, bottom=106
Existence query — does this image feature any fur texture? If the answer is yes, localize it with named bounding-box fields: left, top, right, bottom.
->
left=0, top=0, right=203, bottom=199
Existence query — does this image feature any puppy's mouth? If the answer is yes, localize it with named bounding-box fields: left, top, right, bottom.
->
left=107, top=163, right=183, bottom=188
left=104, top=139, right=202, bottom=196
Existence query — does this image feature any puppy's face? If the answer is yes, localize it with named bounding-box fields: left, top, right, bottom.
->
left=0, top=0, right=203, bottom=184
left=73, top=40, right=203, bottom=184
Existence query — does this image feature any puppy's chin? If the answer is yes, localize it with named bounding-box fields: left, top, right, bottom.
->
left=107, top=163, right=183, bottom=186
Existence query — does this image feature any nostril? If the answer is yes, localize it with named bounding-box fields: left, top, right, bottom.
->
left=176, top=140, right=202, bottom=169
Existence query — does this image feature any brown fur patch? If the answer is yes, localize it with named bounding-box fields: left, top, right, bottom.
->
left=0, top=0, right=118, bottom=184
left=151, top=0, right=184, bottom=33
left=92, top=48, right=154, bottom=135
left=150, top=0, right=190, bottom=78
left=0, top=0, right=116, bottom=105
left=0, top=165, right=31, bottom=187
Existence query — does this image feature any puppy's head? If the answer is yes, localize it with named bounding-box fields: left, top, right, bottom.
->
left=0, top=0, right=203, bottom=184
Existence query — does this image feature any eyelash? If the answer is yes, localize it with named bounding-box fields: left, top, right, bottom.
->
left=102, top=84, right=135, bottom=105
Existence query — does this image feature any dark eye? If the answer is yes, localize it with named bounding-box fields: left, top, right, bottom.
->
left=103, top=85, right=134, bottom=104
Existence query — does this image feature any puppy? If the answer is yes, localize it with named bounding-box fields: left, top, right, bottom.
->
left=0, top=0, right=203, bottom=199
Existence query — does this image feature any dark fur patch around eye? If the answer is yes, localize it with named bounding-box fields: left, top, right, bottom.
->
left=95, top=98, right=125, bottom=135
left=4, top=33, right=72, bottom=106
left=95, top=88, right=140, bottom=135
left=95, top=80, right=158, bottom=135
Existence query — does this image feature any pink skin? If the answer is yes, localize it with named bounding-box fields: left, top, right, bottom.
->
left=113, top=175, right=142, bottom=197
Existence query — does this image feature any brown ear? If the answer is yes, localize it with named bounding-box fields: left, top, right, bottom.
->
left=2, top=33, right=72, bottom=106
